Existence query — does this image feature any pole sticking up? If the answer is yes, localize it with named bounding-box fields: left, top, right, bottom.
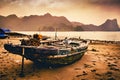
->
left=19, top=47, right=25, bottom=77
left=55, top=28, right=57, bottom=40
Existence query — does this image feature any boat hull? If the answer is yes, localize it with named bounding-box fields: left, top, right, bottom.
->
left=4, top=44, right=87, bottom=66
left=37, top=50, right=86, bottom=66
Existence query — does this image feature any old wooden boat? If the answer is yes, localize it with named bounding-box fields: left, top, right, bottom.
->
left=4, top=39, right=89, bottom=66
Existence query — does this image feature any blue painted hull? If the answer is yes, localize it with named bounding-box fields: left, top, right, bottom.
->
left=0, top=35, right=8, bottom=39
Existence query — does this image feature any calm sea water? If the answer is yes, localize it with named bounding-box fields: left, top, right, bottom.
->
left=15, top=31, right=120, bottom=41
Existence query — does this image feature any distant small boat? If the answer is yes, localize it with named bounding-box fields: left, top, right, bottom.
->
left=0, top=28, right=10, bottom=39
left=4, top=39, right=89, bottom=66
left=0, top=34, right=8, bottom=39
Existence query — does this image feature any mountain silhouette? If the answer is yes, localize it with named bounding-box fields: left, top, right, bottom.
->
left=99, top=19, right=120, bottom=31
left=73, top=19, right=120, bottom=31
left=0, top=13, right=73, bottom=31
left=0, top=13, right=119, bottom=31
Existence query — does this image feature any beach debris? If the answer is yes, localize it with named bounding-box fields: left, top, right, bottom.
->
left=113, top=61, right=118, bottom=64
left=91, top=48, right=98, bottom=52
left=76, top=74, right=82, bottom=77
left=92, top=62, right=96, bottom=65
left=105, top=71, right=113, bottom=77
left=74, top=67, right=81, bottom=70
left=107, top=62, right=119, bottom=71
left=91, top=60, right=96, bottom=65
left=84, top=64, right=93, bottom=68
left=81, top=79, right=88, bottom=80
left=107, top=77, right=115, bottom=80
left=82, top=71, right=88, bottom=75
left=91, top=69, right=96, bottom=72
left=109, top=67, right=119, bottom=71
left=75, top=71, right=88, bottom=77
left=108, top=63, right=117, bottom=67
left=107, top=57, right=114, bottom=61
left=95, top=73, right=101, bottom=76
left=91, top=60, right=96, bottom=62
left=2, top=51, right=8, bottom=54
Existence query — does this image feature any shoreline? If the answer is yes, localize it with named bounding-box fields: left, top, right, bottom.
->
left=89, top=39, right=120, bottom=45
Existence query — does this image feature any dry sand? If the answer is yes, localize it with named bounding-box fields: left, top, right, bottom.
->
left=0, top=39, right=120, bottom=80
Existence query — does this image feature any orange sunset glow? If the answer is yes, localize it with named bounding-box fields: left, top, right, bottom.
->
left=1, top=1, right=120, bottom=80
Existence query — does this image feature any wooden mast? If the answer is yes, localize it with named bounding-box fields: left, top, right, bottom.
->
left=55, top=28, right=57, bottom=40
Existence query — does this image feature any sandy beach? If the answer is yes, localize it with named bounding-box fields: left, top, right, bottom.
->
left=0, top=38, right=120, bottom=80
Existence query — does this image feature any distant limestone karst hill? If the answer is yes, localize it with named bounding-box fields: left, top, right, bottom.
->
left=0, top=13, right=120, bottom=31
left=99, top=19, right=120, bottom=31
left=72, top=19, right=120, bottom=31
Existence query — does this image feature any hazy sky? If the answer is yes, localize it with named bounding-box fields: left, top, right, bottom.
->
left=0, top=0, right=120, bottom=25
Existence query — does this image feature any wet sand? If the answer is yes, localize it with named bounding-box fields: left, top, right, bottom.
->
left=0, top=39, right=120, bottom=80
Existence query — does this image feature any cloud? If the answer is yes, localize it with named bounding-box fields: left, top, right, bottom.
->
left=0, top=0, right=23, bottom=8
left=0, top=0, right=11, bottom=8
left=0, top=0, right=120, bottom=9
left=90, top=0, right=120, bottom=5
